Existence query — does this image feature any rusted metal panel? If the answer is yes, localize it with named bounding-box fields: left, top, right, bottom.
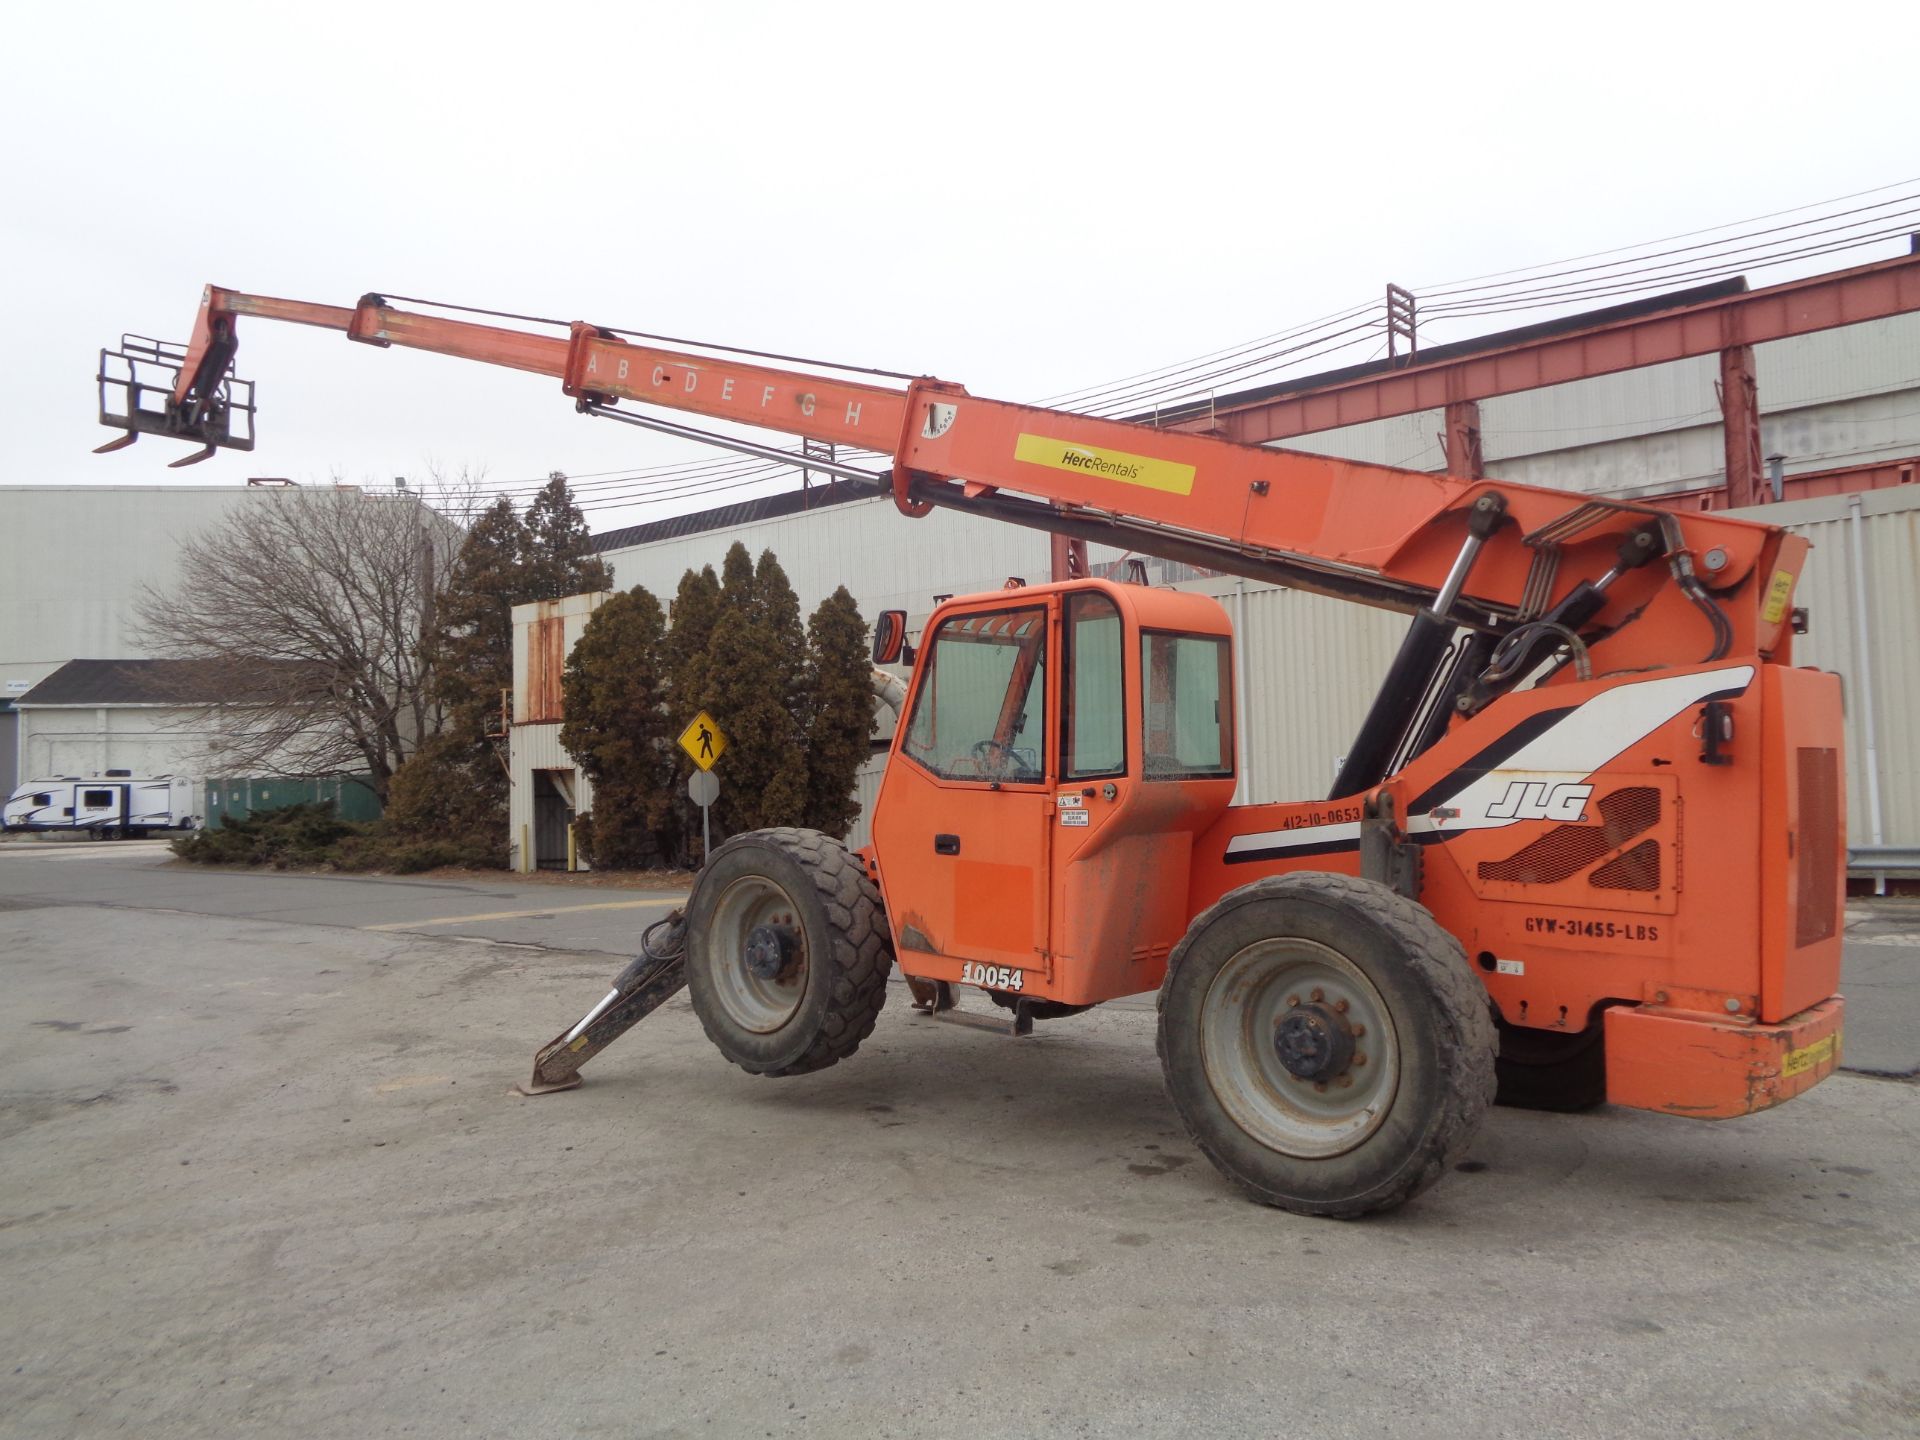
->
left=523, top=613, right=565, bottom=722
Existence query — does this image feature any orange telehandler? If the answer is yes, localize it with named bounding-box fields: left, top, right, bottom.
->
left=96, top=288, right=1847, bottom=1215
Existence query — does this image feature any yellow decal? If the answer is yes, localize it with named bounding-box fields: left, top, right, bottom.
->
left=1014, top=433, right=1196, bottom=496
left=1781, top=1031, right=1836, bottom=1077
left=1761, top=569, right=1796, bottom=625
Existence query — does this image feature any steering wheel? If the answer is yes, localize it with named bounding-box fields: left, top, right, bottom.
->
left=971, top=739, right=1013, bottom=775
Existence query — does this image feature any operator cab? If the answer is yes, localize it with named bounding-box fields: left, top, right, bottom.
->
left=869, top=578, right=1236, bottom=1007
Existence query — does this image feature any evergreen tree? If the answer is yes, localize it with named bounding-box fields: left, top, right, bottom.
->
left=427, top=496, right=527, bottom=741
left=664, top=565, right=723, bottom=720
left=660, top=565, right=724, bottom=864
left=560, top=586, right=671, bottom=869
left=700, top=543, right=809, bottom=841
left=717, top=540, right=755, bottom=607
left=523, top=472, right=612, bottom=601
left=803, top=587, right=874, bottom=838
left=753, top=547, right=812, bottom=730
left=386, top=497, right=527, bottom=846
left=390, top=474, right=610, bottom=856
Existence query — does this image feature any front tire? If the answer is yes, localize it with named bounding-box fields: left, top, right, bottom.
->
left=1157, top=872, right=1495, bottom=1218
left=686, top=828, right=892, bottom=1077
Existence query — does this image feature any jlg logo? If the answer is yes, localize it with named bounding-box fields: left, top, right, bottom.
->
left=1485, top=780, right=1594, bottom=823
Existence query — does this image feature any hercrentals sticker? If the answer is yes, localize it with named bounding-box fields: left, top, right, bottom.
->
left=1014, top=433, right=1197, bottom=496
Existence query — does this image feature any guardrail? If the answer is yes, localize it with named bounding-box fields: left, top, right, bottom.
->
left=1851, top=845, right=1920, bottom=872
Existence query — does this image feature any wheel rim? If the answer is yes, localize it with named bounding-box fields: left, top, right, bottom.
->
left=707, top=873, right=810, bottom=1034
left=1199, top=937, right=1401, bottom=1159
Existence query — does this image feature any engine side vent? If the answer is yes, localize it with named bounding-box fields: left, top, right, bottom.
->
left=1590, top=838, right=1661, bottom=891
left=1795, top=747, right=1840, bottom=947
left=1478, top=785, right=1663, bottom=886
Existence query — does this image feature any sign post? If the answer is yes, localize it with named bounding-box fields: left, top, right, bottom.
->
left=677, top=710, right=729, bottom=864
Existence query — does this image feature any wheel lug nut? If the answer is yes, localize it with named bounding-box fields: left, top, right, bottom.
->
left=1286, top=994, right=1300, bottom=1007
left=1333, top=997, right=1349, bottom=1013
left=1313, top=1081, right=1328, bottom=1093
left=1336, top=1075, right=1354, bottom=1089
left=1309, top=988, right=1324, bottom=1003
left=1354, top=1052, right=1367, bottom=1066
left=1352, top=1024, right=1366, bottom=1038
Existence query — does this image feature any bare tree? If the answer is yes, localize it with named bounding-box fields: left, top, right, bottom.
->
left=136, top=484, right=465, bottom=797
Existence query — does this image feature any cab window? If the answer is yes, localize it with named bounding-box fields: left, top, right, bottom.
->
left=903, top=606, right=1047, bottom=783
left=1062, top=591, right=1124, bottom=780
left=1141, top=631, right=1233, bottom=779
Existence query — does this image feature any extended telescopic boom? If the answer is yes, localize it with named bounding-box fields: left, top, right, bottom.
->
left=96, top=285, right=1801, bottom=668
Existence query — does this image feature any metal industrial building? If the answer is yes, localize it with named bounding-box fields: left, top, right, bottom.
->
left=0, top=482, right=431, bottom=800
left=503, top=257, right=1920, bottom=873
left=0, top=485, right=285, bottom=792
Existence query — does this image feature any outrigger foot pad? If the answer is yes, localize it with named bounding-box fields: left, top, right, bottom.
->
left=517, top=911, right=688, bottom=1096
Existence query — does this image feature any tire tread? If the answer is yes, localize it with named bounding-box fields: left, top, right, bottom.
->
left=693, top=827, right=893, bottom=1078
left=1157, top=871, right=1497, bottom=1218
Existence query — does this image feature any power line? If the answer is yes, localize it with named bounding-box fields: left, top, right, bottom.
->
left=496, top=177, right=1920, bottom=523
left=1409, top=173, right=1920, bottom=292
left=1418, top=191, right=1920, bottom=303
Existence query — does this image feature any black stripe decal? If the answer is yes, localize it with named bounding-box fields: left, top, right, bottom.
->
left=1402, top=706, right=1578, bottom=817
left=1226, top=828, right=1454, bottom=866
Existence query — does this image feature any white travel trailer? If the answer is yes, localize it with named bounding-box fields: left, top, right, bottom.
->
left=2, top=774, right=200, bottom=836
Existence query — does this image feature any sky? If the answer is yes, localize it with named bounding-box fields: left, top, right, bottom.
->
left=3, top=0, right=1914, bottom=533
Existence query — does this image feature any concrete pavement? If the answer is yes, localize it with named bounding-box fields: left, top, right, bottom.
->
left=1, top=842, right=1916, bottom=1437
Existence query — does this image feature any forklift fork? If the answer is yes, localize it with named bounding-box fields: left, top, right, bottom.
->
left=93, top=335, right=256, bottom=463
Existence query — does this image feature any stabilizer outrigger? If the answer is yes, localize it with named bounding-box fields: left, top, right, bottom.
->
left=516, top=911, right=689, bottom=1095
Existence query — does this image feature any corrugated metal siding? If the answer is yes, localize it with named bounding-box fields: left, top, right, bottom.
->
left=1197, top=580, right=1405, bottom=804
left=601, top=494, right=1135, bottom=622
left=846, top=752, right=888, bottom=852
left=507, top=722, right=595, bottom=872
left=1730, top=485, right=1920, bottom=853
left=1263, top=314, right=1920, bottom=502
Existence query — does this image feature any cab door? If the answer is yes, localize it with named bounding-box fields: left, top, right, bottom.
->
left=1048, top=591, right=1239, bottom=1005
left=871, top=599, right=1054, bottom=991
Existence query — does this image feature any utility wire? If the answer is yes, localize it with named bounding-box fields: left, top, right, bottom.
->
left=489, top=178, right=1920, bottom=521
left=1409, top=173, right=1920, bottom=292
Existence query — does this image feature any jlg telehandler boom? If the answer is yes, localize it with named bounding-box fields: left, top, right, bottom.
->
left=95, top=288, right=1846, bottom=1215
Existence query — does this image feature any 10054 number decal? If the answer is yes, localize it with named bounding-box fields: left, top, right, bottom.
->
left=960, top=961, right=1024, bottom=991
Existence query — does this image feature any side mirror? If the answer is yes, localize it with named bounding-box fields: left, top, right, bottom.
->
left=872, top=609, right=908, bottom=665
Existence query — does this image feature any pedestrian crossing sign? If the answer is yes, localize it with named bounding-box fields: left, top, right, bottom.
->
left=678, top=711, right=728, bottom=771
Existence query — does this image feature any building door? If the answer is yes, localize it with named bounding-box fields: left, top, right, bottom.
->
left=532, top=770, right=574, bottom=870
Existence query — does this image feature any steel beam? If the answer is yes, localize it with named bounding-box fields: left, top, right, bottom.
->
left=1194, top=251, right=1920, bottom=446
left=1443, top=399, right=1483, bottom=478
left=1719, top=345, right=1764, bottom=508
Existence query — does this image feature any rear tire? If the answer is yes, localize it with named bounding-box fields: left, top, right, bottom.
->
left=686, top=828, right=892, bottom=1077
left=1157, top=872, right=1495, bottom=1218
left=1493, top=1017, right=1607, bottom=1111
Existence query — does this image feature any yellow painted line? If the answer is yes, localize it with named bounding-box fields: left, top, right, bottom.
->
left=362, top=896, right=686, bottom=931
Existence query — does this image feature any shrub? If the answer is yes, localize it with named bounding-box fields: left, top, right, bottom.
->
left=171, top=802, right=499, bottom=873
